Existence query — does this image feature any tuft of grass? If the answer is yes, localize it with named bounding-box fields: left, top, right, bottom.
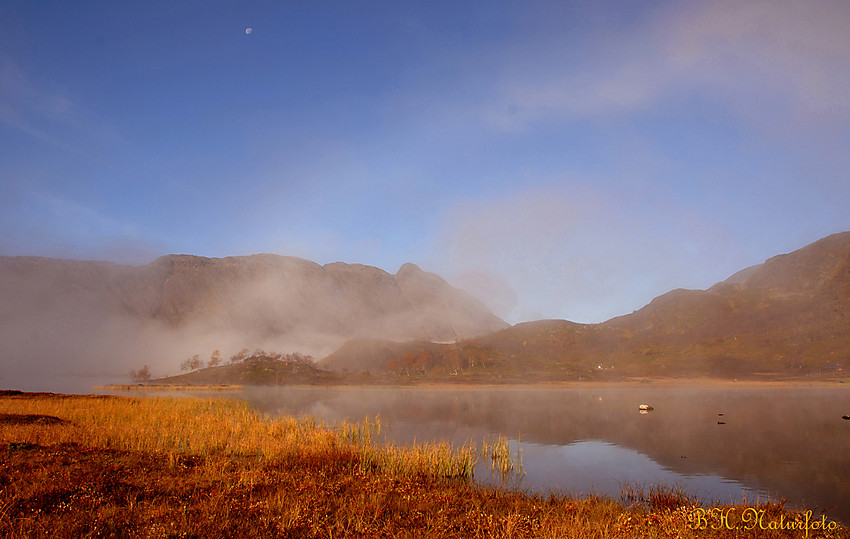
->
left=482, top=434, right=524, bottom=479
left=621, top=482, right=697, bottom=511
left=338, top=415, right=481, bottom=480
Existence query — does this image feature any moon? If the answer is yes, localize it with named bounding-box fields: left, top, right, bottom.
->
left=245, top=27, right=253, bottom=35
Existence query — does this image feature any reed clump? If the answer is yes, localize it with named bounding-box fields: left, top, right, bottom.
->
left=481, top=434, right=523, bottom=478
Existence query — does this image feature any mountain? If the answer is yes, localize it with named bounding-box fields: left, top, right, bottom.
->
left=322, top=232, right=850, bottom=380
left=0, top=254, right=506, bottom=382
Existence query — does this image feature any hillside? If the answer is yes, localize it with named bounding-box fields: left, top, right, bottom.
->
left=321, top=232, right=850, bottom=381
left=0, top=254, right=506, bottom=382
left=153, top=355, right=344, bottom=386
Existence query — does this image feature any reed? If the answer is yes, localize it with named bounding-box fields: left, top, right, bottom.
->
left=0, top=395, right=340, bottom=461
left=481, top=434, right=523, bottom=478
left=360, top=441, right=478, bottom=479
left=336, top=415, right=478, bottom=479
left=0, top=394, right=475, bottom=481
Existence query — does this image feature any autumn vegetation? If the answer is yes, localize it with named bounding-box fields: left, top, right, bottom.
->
left=2, top=391, right=845, bottom=538
left=146, top=349, right=335, bottom=387
left=178, top=348, right=316, bottom=374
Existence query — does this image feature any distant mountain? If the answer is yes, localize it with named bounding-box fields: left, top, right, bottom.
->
left=322, top=232, right=850, bottom=380
left=0, top=254, right=506, bottom=381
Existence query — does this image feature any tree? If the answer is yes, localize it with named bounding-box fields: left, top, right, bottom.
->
left=208, top=349, right=222, bottom=368
left=280, top=352, right=315, bottom=366
left=181, top=354, right=202, bottom=372
left=230, top=348, right=249, bottom=364
left=130, top=365, right=151, bottom=382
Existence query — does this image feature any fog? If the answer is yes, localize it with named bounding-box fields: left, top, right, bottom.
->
left=0, top=309, right=318, bottom=391
left=428, top=185, right=753, bottom=324
left=0, top=254, right=504, bottom=391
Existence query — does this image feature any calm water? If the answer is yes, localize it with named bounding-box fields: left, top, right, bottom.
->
left=233, top=385, right=850, bottom=524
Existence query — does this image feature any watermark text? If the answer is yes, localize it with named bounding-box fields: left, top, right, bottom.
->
left=688, top=508, right=837, bottom=537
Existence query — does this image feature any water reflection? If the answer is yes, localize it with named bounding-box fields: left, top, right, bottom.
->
left=508, top=441, right=766, bottom=505
left=237, top=385, right=850, bottom=523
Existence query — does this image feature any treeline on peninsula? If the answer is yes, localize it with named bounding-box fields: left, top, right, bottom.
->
left=131, top=349, right=319, bottom=385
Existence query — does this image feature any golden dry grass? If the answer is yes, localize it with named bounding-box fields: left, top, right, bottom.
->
left=0, top=394, right=477, bottom=480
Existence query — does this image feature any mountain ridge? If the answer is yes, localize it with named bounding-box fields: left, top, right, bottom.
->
left=4, top=232, right=849, bottom=384
left=321, top=231, right=850, bottom=380
left=0, top=253, right=507, bottom=381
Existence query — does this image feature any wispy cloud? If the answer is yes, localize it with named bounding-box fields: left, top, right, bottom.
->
left=0, top=185, right=161, bottom=264
left=0, top=57, right=75, bottom=145
left=481, top=0, right=850, bottom=131
left=0, top=56, right=120, bottom=165
left=428, top=182, right=746, bottom=323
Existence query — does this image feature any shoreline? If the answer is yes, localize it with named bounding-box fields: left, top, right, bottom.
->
left=7, top=376, right=848, bottom=394
left=94, top=383, right=245, bottom=391
left=94, top=376, right=849, bottom=392
left=2, top=376, right=845, bottom=396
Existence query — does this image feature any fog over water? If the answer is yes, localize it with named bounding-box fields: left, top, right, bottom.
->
left=232, top=385, right=850, bottom=524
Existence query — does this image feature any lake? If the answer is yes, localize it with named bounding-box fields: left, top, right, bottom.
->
left=232, top=384, right=850, bottom=524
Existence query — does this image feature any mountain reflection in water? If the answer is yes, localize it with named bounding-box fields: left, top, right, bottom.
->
left=237, top=385, right=849, bottom=524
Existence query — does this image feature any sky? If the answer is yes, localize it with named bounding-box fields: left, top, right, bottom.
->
left=2, top=0, right=849, bottom=324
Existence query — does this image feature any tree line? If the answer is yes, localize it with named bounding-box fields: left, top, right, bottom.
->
left=179, top=349, right=316, bottom=372
left=129, top=349, right=316, bottom=382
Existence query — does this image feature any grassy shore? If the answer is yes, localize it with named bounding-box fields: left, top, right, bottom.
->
left=1, top=392, right=846, bottom=538
left=94, top=384, right=245, bottom=391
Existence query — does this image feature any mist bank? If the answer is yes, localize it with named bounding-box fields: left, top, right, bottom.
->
left=0, top=254, right=506, bottom=388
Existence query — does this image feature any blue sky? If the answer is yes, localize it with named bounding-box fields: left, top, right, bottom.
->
left=2, top=0, right=849, bottom=324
